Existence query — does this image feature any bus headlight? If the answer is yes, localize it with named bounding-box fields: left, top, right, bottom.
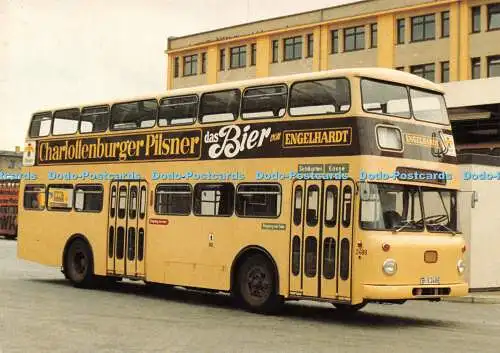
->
left=376, top=126, right=402, bottom=151
left=382, top=259, right=398, bottom=276
left=457, top=260, right=466, bottom=274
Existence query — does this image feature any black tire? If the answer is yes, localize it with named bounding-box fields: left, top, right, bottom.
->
left=333, top=302, right=367, bottom=314
left=236, top=254, right=282, bottom=314
left=64, top=239, right=95, bottom=288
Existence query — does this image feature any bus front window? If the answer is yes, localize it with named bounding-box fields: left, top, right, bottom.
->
left=360, top=183, right=423, bottom=231
left=420, top=188, right=458, bottom=233
left=410, top=88, right=449, bottom=125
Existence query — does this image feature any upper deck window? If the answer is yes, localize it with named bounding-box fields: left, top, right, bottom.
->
left=80, top=105, right=110, bottom=133
left=199, top=89, right=240, bottom=123
left=241, top=85, right=287, bottom=119
left=410, top=88, right=448, bottom=125
left=29, top=112, right=52, bottom=138
left=110, top=99, right=157, bottom=130
left=158, top=95, right=198, bottom=126
left=53, top=109, right=79, bottom=135
left=289, top=78, right=350, bottom=116
left=361, top=79, right=411, bottom=118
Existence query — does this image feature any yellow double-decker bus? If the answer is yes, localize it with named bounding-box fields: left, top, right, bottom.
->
left=17, top=68, right=468, bottom=313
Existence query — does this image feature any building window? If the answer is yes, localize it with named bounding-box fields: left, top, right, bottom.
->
left=331, top=30, right=339, bottom=53
left=251, top=43, right=257, bottom=66
left=411, top=14, right=435, bottom=42
left=284, top=36, right=302, bottom=61
left=471, top=57, right=481, bottom=79
left=488, top=55, right=500, bottom=77
left=344, top=26, right=365, bottom=51
left=220, top=49, right=225, bottom=71
left=370, top=23, right=378, bottom=48
left=230, top=45, right=246, bottom=69
left=472, top=6, right=481, bottom=33
left=193, top=183, right=234, bottom=217
left=272, top=40, right=279, bottom=62
left=488, top=4, right=500, bottom=31
left=410, top=63, right=435, bottom=82
left=201, top=52, right=207, bottom=74
left=183, top=54, right=197, bottom=76
left=397, top=18, right=405, bottom=44
left=307, top=33, right=314, bottom=57
left=441, top=11, right=450, bottom=37
left=441, top=61, right=450, bottom=83
left=174, top=57, right=179, bottom=78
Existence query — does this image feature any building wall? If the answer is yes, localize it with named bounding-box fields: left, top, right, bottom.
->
left=166, top=0, right=500, bottom=89
left=0, top=153, right=23, bottom=174
left=459, top=162, right=500, bottom=289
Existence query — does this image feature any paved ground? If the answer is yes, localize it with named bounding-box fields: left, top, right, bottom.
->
left=1, top=238, right=500, bottom=353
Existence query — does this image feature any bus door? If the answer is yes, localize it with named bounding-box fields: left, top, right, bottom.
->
left=289, top=179, right=354, bottom=300
left=107, top=180, right=147, bottom=278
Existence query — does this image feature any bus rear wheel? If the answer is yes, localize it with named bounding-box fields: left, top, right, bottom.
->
left=236, top=254, right=282, bottom=314
left=65, top=239, right=94, bottom=288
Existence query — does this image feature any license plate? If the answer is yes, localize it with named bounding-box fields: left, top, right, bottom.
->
left=420, top=276, right=440, bottom=285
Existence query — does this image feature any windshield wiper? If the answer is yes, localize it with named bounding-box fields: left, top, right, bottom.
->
left=392, top=220, right=416, bottom=233
left=430, top=224, right=457, bottom=236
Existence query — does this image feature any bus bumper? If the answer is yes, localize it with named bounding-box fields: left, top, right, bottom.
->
left=362, top=283, right=468, bottom=300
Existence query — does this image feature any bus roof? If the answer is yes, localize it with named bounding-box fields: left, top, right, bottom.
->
left=32, top=67, right=443, bottom=113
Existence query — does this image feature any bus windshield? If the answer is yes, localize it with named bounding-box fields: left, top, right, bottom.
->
left=360, top=183, right=458, bottom=233
left=361, top=78, right=449, bottom=125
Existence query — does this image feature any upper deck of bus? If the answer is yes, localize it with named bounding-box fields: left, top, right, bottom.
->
left=26, top=67, right=448, bottom=137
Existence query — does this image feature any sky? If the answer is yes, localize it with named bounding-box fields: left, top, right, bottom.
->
left=0, top=0, right=360, bottom=151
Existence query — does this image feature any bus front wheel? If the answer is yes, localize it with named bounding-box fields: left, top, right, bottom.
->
left=236, top=254, right=282, bottom=314
left=64, top=239, right=95, bottom=288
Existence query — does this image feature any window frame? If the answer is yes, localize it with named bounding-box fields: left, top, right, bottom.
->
left=487, top=55, right=500, bottom=77
left=307, top=33, right=314, bottom=58
left=183, top=54, right=198, bottom=76
left=79, top=105, right=110, bottom=134
left=23, top=184, right=46, bottom=211
left=410, top=86, right=450, bottom=126
left=272, top=40, right=279, bottom=63
left=109, top=98, right=158, bottom=131
left=174, top=56, right=180, bottom=78
left=487, top=3, right=500, bottom=31
left=410, top=63, right=436, bottom=82
left=472, top=6, right=481, bottom=33
left=441, top=11, right=450, bottom=38
left=411, top=14, right=436, bottom=42
left=241, top=83, right=288, bottom=120
left=154, top=183, right=193, bottom=216
left=193, top=182, right=235, bottom=217
left=360, top=77, right=412, bottom=120
left=370, top=23, right=378, bottom=48
left=29, top=111, right=53, bottom=138
left=343, top=25, right=365, bottom=52
left=251, top=43, right=257, bottom=66
left=46, top=184, right=74, bottom=212
left=235, top=183, right=282, bottom=219
left=229, top=45, right=247, bottom=69
left=51, top=108, right=80, bottom=136
left=441, top=61, right=450, bottom=83
left=283, top=36, right=303, bottom=61
left=220, top=49, right=226, bottom=71
left=397, top=18, right=405, bottom=44
left=201, top=52, right=207, bottom=74
left=73, top=184, right=104, bottom=213
left=288, top=77, right=352, bottom=117
left=158, top=94, right=199, bottom=127
left=198, top=88, right=241, bottom=124
left=331, top=29, right=339, bottom=54
left=471, top=57, right=481, bottom=79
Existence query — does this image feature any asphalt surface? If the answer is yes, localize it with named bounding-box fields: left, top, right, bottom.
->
left=1, top=238, right=499, bottom=353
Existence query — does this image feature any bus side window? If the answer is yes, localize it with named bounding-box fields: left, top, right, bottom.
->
left=23, top=185, right=46, bottom=210
left=235, top=184, right=281, bottom=218
left=139, top=186, right=147, bottom=219
left=293, top=186, right=303, bottom=225
left=74, top=184, right=103, bottom=212
left=342, top=185, right=352, bottom=227
left=29, top=112, right=52, bottom=138
left=155, top=184, right=191, bottom=215
left=111, top=99, right=157, bottom=130
left=52, top=108, right=79, bottom=135
left=80, top=105, right=110, bottom=133
left=193, top=183, right=234, bottom=216
left=199, top=89, right=241, bottom=123
left=129, top=186, right=138, bottom=219
left=241, top=85, right=287, bottom=119
left=324, top=185, right=338, bottom=227
left=110, top=186, right=116, bottom=218
left=118, top=186, right=127, bottom=219
left=158, top=95, right=198, bottom=126
left=306, top=185, right=319, bottom=227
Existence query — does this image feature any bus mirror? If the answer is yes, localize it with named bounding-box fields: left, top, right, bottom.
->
left=471, top=191, right=478, bottom=208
